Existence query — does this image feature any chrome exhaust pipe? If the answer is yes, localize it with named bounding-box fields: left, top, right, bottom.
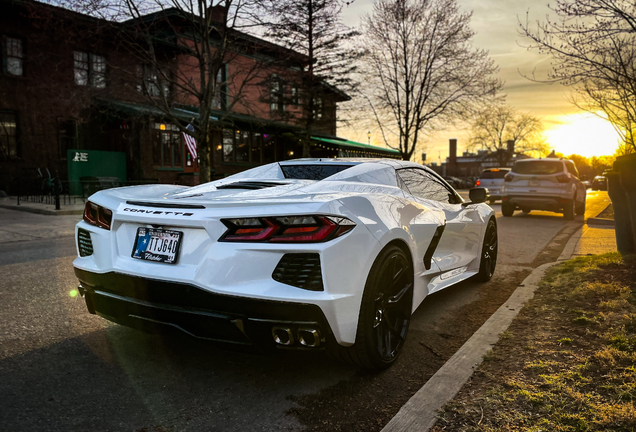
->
left=298, top=328, right=321, bottom=348
left=272, top=327, right=294, bottom=346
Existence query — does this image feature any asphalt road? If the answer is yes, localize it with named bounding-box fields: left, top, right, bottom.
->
left=0, top=191, right=611, bottom=432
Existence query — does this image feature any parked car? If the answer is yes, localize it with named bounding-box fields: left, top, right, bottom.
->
left=582, top=180, right=591, bottom=189
left=475, top=168, right=511, bottom=204
left=501, top=158, right=586, bottom=220
left=592, top=175, right=607, bottom=191
left=73, top=159, right=497, bottom=369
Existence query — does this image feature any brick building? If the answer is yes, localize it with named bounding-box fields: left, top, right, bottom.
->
left=0, top=0, right=398, bottom=194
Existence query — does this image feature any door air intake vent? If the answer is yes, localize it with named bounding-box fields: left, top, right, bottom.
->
left=78, top=228, right=94, bottom=257
left=272, top=253, right=324, bottom=291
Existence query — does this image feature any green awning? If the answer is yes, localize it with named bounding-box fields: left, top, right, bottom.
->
left=311, top=136, right=400, bottom=155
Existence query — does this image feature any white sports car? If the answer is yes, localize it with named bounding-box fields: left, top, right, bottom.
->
left=73, top=159, right=497, bottom=369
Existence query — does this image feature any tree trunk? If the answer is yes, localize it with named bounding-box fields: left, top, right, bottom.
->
left=199, top=133, right=212, bottom=184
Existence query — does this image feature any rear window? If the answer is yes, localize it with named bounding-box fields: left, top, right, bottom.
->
left=480, top=169, right=509, bottom=179
left=280, top=164, right=354, bottom=180
left=512, top=161, right=564, bottom=175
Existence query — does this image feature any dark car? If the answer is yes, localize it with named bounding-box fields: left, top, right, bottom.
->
left=592, top=176, right=607, bottom=191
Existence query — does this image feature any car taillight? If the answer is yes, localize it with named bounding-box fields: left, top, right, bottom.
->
left=83, top=201, right=112, bottom=230
left=475, top=180, right=481, bottom=186
left=556, top=174, right=570, bottom=183
left=504, top=174, right=514, bottom=182
left=220, top=215, right=355, bottom=243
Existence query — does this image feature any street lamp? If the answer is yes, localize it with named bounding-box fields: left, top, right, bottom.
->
left=367, top=130, right=371, bottom=145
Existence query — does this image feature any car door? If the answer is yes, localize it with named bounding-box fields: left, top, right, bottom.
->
left=396, top=168, right=484, bottom=278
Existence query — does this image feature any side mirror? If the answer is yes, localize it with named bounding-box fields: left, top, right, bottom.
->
left=463, top=187, right=489, bottom=206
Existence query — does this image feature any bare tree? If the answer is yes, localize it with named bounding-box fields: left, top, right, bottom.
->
left=468, top=103, right=547, bottom=166
left=107, top=0, right=273, bottom=183
left=360, top=0, right=501, bottom=161
left=263, top=0, right=359, bottom=156
left=520, top=0, right=636, bottom=153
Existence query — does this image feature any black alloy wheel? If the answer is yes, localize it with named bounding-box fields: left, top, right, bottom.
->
left=371, top=251, right=413, bottom=363
left=476, top=218, right=498, bottom=282
left=329, top=245, right=413, bottom=369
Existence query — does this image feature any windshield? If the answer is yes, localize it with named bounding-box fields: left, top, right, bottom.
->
left=480, top=169, right=509, bottom=179
left=280, top=164, right=354, bottom=180
left=512, top=161, right=563, bottom=175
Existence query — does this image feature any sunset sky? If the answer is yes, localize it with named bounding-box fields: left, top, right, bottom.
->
left=339, top=0, right=623, bottom=162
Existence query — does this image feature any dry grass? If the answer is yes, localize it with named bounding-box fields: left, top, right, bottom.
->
left=432, top=253, right=636, bottom=431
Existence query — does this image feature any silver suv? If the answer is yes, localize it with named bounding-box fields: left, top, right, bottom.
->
left=476, top=168, right=510, bottom=203
left=501, top=159, right=586, bottom=220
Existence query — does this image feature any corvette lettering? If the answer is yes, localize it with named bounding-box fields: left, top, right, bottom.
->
left=123, top=208, right=194, bottom=216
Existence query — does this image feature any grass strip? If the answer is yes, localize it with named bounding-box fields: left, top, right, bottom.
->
left=431, top=252, right=636, bottom=432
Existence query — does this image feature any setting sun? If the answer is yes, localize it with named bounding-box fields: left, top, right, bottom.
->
left=544, top=112, right=621, bottom=157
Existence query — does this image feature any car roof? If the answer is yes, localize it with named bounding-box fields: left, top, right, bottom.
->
left=515, top=158, right=567, bottom=163
left=278, top=158, right=408, bottom=167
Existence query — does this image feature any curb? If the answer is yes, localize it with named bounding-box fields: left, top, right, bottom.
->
left=381, top=228, right=585, bottom=432
left=586, top=217, right=615, bottom=226
left=0, top=203, right=83, bottom=216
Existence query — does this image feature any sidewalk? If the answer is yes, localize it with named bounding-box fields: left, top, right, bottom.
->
left=0, top=196, right=85, bottom=216
left=570, top=224, right=617, bottom=258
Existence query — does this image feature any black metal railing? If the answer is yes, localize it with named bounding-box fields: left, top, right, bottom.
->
left=14, top=178, right=160, bottom=210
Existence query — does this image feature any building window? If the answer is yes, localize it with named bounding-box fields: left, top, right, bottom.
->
left=0, top=111, right=19, bottom=159
left=290, top=84, right=300, bottom=105
left=138, top=65, right=170, bottom=98
left=91, top=55, right=106, bottom=88
left=313, top=97, right=323, bottom=120
left=152, top=123, right=183, bottom=168
left=270, top=75, right=285, bottom=114
left=221, top=129, right=269, bottom=164
left=222, top=129, right=234, bottom=162
left=3, top=36, right=23, bottom=76
left=59, top=119, right=78, bottom=159
left=74, top=51, right=106, bottom=88
left=213, top=65, right=227, bottom=110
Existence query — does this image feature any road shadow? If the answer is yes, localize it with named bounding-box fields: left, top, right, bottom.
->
left=0, top=325, right=355, bottom=432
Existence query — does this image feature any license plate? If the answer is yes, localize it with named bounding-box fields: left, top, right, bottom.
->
left=132, top=228, right=183, bottom=264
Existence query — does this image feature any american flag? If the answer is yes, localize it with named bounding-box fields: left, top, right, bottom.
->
left=183, top=124, right=198, bottom=159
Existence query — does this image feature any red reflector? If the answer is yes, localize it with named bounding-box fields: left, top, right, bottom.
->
left=270, top=218, right=337, bottom=242
left=84, top=202, right=111, bottom=230
left=282, top=227, right=319, bottom=234
left=476, top=180, right=481, bottom=186
left=236, top=228, right=264, bottom=234
left=228, top=219, right=277, bottom=241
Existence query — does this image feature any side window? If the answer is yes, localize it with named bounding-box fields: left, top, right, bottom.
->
left=397, top=168, right=455, bottom=203
left=566, top=161, right=579, bottom=178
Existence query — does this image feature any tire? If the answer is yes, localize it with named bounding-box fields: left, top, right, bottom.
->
left=576, top=197, right=586, bottom=216
left=563, top=197, right=576, bottom=220
left=522, top=208, right=531, bottom=214
left=502, top=202, right=514, bottom=217
left=475, top=218, right=498, bottom=282
left=328, top=244, right=413, bottom=370
left=488, top=198, right=496, bottom=205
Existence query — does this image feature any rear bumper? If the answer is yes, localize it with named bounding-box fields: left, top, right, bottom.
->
left=504, top=195, right=567, bottom=211
left=74, top=268, right=335, bottom=351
